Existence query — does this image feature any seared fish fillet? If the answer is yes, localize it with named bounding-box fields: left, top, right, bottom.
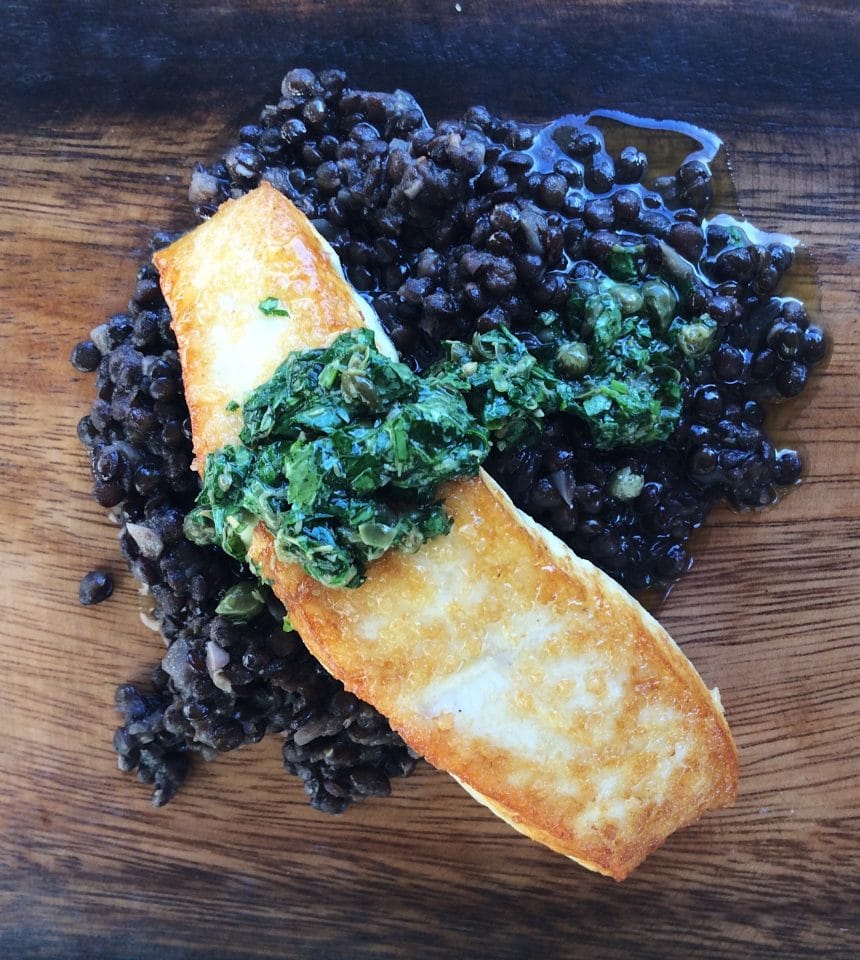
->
left=155, top=182, right=739, bottom=880
left=156, top=181, right=395, bottom=470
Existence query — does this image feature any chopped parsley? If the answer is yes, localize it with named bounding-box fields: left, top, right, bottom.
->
left=186, top=328, right=576, bottom=588
left=258, top=296, right=291, bottom=316
left=532, top=273, right=691, bottom=450
left=187, top=274, right=709, bottom=589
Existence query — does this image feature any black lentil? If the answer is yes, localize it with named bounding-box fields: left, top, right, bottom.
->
left=75, top=69, right=825, bottom=811
left=71, top=340, right=101, bottom=372
left=615, top=146, right=648, bottom=184
left=79, top=570, right=114, bottom=605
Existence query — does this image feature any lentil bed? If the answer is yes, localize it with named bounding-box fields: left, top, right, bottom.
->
left=74, top=69, right=826, bottom=811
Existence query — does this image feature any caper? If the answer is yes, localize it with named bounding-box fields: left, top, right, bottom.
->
left=555, top=341, right=591, bottom=378
left=357, top=521, right=397, bottom=550
left=609, top=283, right=644, bottom=317
left=674, top=317, right=717, bottom=357
left=608, top=466, right=645, bottom=501
left=641, top=280, right=678, bottom=332
left=215, top=582, right=266, bottom=621
left=182, top=506, right=217, bottom=546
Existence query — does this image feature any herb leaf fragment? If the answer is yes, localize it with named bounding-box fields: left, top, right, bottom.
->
left=258, top=297, right=291, bottom=316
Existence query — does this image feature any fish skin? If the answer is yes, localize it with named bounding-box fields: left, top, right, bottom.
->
left=154, top=182, right=739, bottom=880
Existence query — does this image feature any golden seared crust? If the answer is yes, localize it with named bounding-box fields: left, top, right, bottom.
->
left=158, top=184, right=739, bottom=881
left=250, top=476, right=738, bottom=881
left=153, top=180, right=390, bottom=467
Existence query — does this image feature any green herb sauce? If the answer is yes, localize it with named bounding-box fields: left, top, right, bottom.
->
left=186, top=274, right=705, bottom=589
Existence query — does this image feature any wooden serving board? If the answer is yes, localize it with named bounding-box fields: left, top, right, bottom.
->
left=1, top=2, right=858, bottom=957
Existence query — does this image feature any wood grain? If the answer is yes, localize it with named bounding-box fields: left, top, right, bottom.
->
left=1, top=2, right=858, bottom=957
